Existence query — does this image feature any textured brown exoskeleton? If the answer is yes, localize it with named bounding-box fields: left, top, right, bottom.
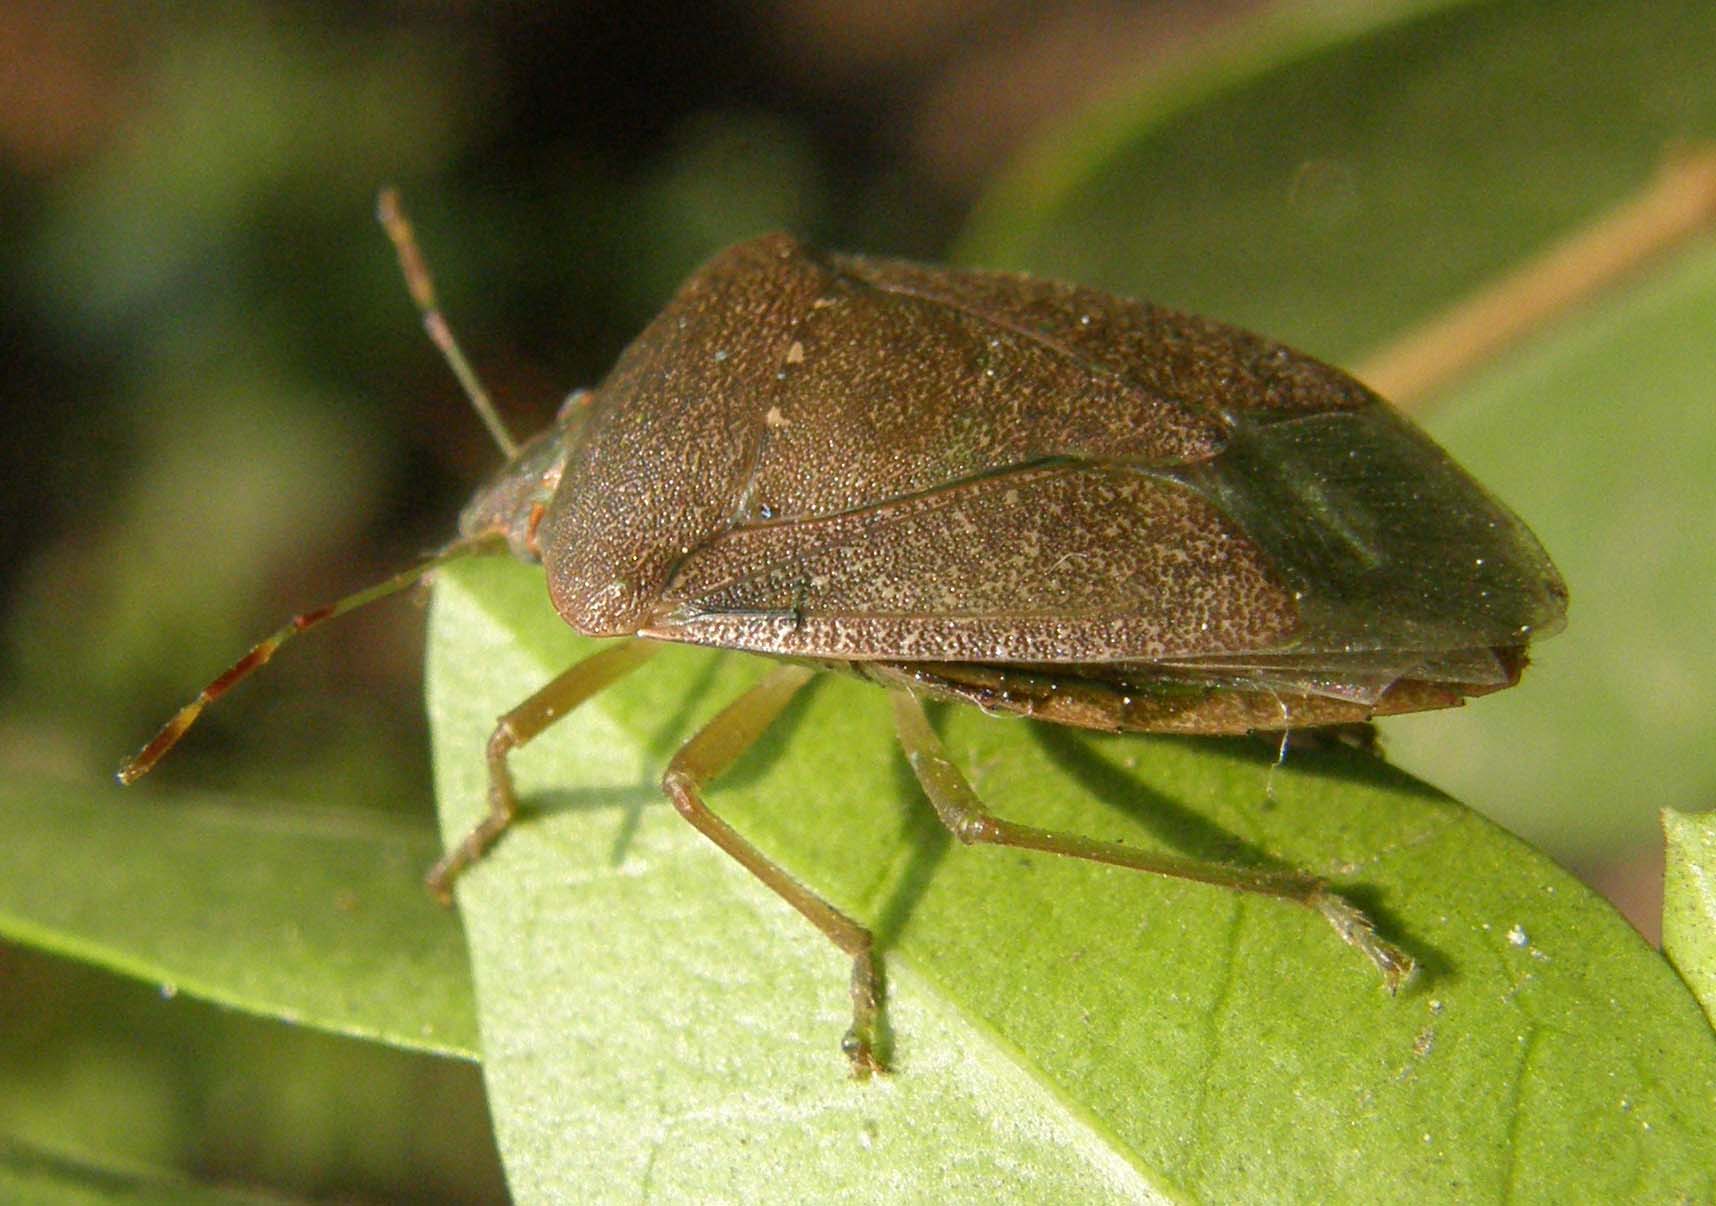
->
left=122, top=196, right=1566, bottom=1076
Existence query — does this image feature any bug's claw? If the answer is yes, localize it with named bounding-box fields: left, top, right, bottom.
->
left=842, top=1027, right=888, bottom=1080
left=424, top=863, right=456, bottom=908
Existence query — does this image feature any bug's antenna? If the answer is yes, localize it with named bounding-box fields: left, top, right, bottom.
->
left=377, top=187, right=521, bottom=460
left=117, top=536, right=504, bottom=785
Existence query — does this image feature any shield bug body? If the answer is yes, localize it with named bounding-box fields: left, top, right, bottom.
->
left=122, top=198, right=1566, bottom=1076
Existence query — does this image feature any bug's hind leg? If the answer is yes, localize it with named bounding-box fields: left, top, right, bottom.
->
left=889, top=689, right=1414, bottom=989
left=662, top=664, right=885, bottom=1078
left=428, top=638, right=661, bottom=902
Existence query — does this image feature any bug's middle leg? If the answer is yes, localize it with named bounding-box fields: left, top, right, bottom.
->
left=889, top=689, right=1414, bottom=988
left=662, top=663, right=885, bottom=1078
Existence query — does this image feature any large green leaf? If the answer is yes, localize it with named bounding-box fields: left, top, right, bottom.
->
left=0, top=778, right=475, bottom=1058
left=429, top=556, right=1716, bottom=1201
left=960, top=0, right=1716, bottom=859
left=1665, top=809, right=1716, bottom=1030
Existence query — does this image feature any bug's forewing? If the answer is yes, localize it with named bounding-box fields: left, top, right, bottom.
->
left=650, top=461, right=1303, bottom=661
left=552, top=236, right=1563, bottom=673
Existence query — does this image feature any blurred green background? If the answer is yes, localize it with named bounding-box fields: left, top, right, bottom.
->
left=4, top=0, right=1713, bottom=1199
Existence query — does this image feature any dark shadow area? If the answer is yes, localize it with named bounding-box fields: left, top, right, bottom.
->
left=604, top=788, right=650, bottom=869
left=517, top=783, right=658, bottom=826
left=640, top=653, right=730, bottom=763
left=862, top=747, right=958, bottom=1070
left=1032, top=726, right=1293, bottom=872
left=466, top=783, right=661, bottom=874
left=443, top=661, right=830, bottom=877
left=704, top=670, right=826, bottom=792
left=869, top=748, right=954, bottom=953
left=598, top=651, right=734, bottom=863
left=585, top=665, right=823, bottom=865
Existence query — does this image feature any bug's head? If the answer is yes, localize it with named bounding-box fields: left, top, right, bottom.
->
left=458, top=389, right=592, bottom=561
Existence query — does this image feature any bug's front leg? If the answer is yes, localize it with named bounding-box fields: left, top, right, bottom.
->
left=661, top=663, right=886, bottom=1078
left=889, top=689, right=1414, bottom=989
left=427, top=638, right=660, bottom=902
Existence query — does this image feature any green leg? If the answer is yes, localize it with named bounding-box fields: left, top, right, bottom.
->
left=427, top=638, right=661, bottom=901
left=662, top=664, right=885, bottom=1078
left=890, top=689, right=1413, bottom=989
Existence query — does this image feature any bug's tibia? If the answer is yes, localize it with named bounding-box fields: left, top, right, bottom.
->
left=116, top=536, right=504, bottom=785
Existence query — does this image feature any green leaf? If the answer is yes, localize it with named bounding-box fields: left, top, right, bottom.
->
left=0, top=778, right=476, bottom=1058
left=429, top=556, right=1716, bottom=1200
left=958, top=0, right=1716, bottom=861
left=1664, top=809, right=1716, bottom=1030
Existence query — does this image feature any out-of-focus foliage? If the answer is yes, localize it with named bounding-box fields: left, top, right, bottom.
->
left=0, top=776, right=476, bottom=1056
left=0, top=945, right=500, bottom=1202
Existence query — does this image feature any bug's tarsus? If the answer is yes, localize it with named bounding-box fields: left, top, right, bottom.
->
left=424, top=638, right=661, bottom=902
left=843, top=950, right=886, bottom=1079
left=1312, top=892, right=1415, bottom=992
left=889, top=688, right=1416, bottom=990
left=117, top=537, right=502, bottom=785
left=376, top=187, right=520, bottom=459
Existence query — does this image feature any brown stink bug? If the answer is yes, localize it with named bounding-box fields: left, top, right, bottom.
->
left=121, top=191, right=1566, bottom=1076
